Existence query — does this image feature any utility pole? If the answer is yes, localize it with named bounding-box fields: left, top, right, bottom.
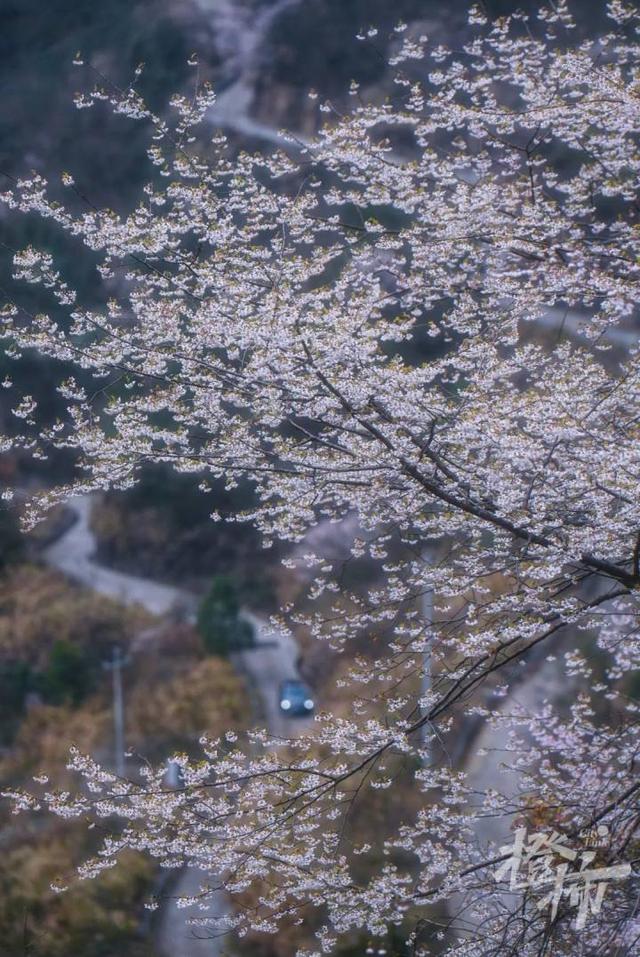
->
left=103, top=646, right=128, bottom=777
left=421, top=545, right=435, bottom=763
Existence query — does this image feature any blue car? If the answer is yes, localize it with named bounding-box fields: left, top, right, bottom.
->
left=279, top=679, right=315, bottom=716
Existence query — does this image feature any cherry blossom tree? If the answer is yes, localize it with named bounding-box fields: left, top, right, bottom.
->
left=2, top=2, right=640, bottom=953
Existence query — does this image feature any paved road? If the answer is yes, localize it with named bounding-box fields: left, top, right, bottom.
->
left=448, top=653, right=567, bottom=941
left=194, top=0, right=309, bottom=150
left=44, top=494, right=310, bottom=957
left=464, top=655, right=564, bottom=854
left=155, top=868, right=228, bottom=957
left=459, top=575, right=625, bottom=937
left=153, top=613, right=313, bottom=954
left=237, top=610, right=312, bottom=738
left=44, top=496, right=192, bottom=617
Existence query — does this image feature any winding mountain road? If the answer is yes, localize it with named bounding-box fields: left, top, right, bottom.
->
left=459, top=574, right=624, bottom=939
left=44, top=495, right=311, bottom=956
left=44, top=496, right=593, bottom=949
left=44, top=496, right=192, bottom=617
left=195, top=0, right=310, bottom=149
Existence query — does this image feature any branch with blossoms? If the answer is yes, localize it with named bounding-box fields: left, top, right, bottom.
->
left=3, top=1, right=640, bottom=953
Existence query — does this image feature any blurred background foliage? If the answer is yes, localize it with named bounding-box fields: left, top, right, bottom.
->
left=0, top=548, right=246, bottom=955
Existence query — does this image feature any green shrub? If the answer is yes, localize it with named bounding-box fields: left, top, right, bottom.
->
left=197, top=575, right=254, bottom=656
left=0, top=659, right=32, bottom=743
left=38, top=640, right=94, bottom=706
left=0, top=507, right=23, bottom=570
